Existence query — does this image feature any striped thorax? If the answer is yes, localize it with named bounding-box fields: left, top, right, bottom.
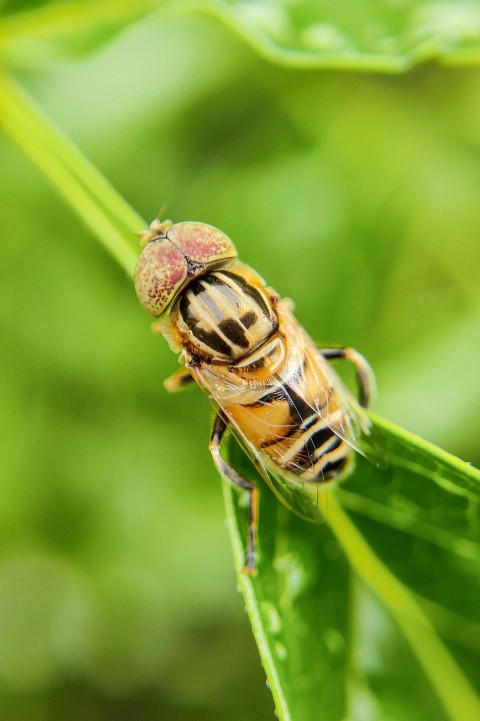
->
left=172, top=267, right=278, bottom=362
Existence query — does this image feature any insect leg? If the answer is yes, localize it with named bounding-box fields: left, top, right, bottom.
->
left=209, top=412, right=259, bottom=575
left=318, top=346, right=375, bottom=408
left=164, top=368, right=195, bottom=392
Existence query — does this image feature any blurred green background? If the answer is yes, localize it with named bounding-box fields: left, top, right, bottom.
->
left=1, top=3, right=480, bottom=720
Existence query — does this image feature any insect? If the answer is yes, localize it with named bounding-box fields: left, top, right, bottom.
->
left=134, top=217, right=376, bottom=574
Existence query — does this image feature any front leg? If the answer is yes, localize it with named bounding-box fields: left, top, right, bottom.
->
left=164, top=368, right=195, bottom=392
left=209, top=412, right=259, bottom=575
left=319, top=346, right=375, bottom=408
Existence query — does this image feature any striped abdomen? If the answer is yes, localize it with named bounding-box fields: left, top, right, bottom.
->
left=236, top=377, right=352, bottom=484
left=172, top=269, right=278, bottom=360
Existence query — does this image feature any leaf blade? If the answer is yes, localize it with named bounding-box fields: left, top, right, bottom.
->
left=224, top=415, right=480, bottom=721
left=184, top=0, right=480, bottom=72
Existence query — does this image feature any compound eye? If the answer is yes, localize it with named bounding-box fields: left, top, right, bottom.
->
left=134, top=239, right=188, bottom=317
left=167, top=222, right=237, bottom=266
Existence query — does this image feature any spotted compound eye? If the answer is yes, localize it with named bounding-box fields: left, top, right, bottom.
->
left=166, top=222, right=237, bottom=266
left=134, top=239, right=189, bottom=317
left=135, top=221, right=238, bottom=317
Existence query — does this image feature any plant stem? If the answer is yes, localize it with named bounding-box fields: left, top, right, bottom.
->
left=0, top=76, right=142, bottom=276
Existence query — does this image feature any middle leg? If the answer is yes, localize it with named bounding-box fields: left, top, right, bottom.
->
left=209, top=412, right=259, bottom=575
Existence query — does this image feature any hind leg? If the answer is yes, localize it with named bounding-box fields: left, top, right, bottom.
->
left=318, top=346, right=375, bottom=408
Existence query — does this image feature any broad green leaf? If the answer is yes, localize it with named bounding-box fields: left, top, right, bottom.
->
left=225, top=414, right=480, bottom=721
left=4, top=0, right=480, bottom=71
left=190, top=0, right=480, bottom=71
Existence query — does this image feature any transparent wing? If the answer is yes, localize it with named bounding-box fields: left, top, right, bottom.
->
left=228, top=422, right=333, bottom=522
left=277, top=311, right=383, bottom=469
left=187, top=362, right=326, bottom=520
left=305, top=345, right=377, bottom=461
left=189, top=360, right=375, bottom=522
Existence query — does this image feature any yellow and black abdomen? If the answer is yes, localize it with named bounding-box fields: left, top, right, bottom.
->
left=227, top=370, right=353, bottom=486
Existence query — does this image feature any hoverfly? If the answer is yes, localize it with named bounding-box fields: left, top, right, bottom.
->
left=134, top=218, right=376, bottom=574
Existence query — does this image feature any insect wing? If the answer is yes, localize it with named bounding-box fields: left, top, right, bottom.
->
left=278, top=309, right=380, bottom=467
left=309, top=349, right=373, bottom=457
left=195, top=368, right=329, bottom=521
left=189, top=362, right=333, bottom=521
left=318, top=351, right=386, bottom=468
left=231, top=424, right=332, bottom=521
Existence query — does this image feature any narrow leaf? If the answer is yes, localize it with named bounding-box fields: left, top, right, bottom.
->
left=0, top=77, right=143, bottom=274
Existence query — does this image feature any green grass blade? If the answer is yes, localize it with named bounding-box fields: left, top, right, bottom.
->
left=0, top=77, right=143, bottom=275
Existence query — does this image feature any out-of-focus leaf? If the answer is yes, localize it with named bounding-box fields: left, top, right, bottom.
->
left=190, top=0, right=480, bottom=71
left=4, top=0, right=480, bottom=71
left=225, top=413, right=480, bottom=721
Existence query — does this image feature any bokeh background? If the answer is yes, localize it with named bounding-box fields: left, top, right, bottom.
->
left=1, top=4, right=480, bottom=720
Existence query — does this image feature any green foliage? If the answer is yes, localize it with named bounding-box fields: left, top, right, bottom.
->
left=4, top=0, right=480, bottom=70
left=1, top=2, right=480, bottom=720
left=199, top=0, right=480, bottom=70
left=226, top=415, right=480, bottom=720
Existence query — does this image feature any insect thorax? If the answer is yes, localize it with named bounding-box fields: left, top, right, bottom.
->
left=170, top=265, right=278, bottom=361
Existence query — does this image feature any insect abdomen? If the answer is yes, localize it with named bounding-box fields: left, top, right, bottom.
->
left=233, top=381, right=352, bottom=484
left=274, top=416, right=351, bottom=482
